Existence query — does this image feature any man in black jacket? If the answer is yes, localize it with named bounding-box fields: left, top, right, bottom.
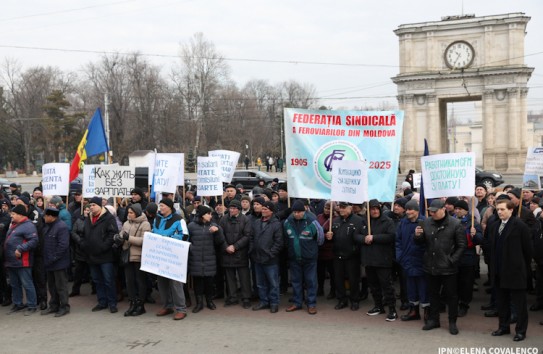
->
left=249, top=201, right=283, bottom=313
left=81, top=196, right=119, bottom=313
left=489, top=199, right=533, bottom=342
left=357, top=199, right=397, bottom=321
left=219, top=200, right=253, bottom=309
left=414, top=199, right=466, bottom=335
left=326, top=202, right=363, bottom=311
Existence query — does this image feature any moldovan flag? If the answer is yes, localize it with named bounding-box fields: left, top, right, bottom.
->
left=69, top=108, right=109, bottom=182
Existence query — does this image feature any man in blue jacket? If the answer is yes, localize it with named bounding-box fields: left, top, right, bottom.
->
left=5, top=204, right=39, bottom=315
left=41, top=206, right=71, bottom=317
left=283, top=200, right=324, bottom=315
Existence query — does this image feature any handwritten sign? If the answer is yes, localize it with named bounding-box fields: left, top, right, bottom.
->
left=93, top=165, right=136, bottom=197
left=196, top=156, right=222, bottom=196
left=42, top=163, right=70, bottom=196
left=140, top=232, right=190, bottom=283
left=153, top=153, right=184, bottom=194
left=421, top=152, right=475, bottom=198
left=331, top=160, right=368, bottom=204
left=209, top=150, right=240, bottom=183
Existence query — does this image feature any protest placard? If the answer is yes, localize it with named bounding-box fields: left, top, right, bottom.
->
left=82, top=165, right=98, bottom=198
left=93, top=165, right=135, bottom=197
left=284, top=108, right=403, bottom=202
left=42, top=163, right=70, bottom=196
left=413, top=173, right=421, bottom=189
left=523, top=147, right=543, bottom=189
left=331, top=160, right=368, bottom=204
left=209, top=150, right=240, bottom=183
left=153, top=153, right=184, bottom=194
left=140, top=232, right=190, bottom=283
left=196, top=156, right=222, bottom=196
left=421, top=152, right=475, bottom=198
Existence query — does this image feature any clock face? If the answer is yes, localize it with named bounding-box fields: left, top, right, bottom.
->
left=445, top=41, right=474, bottom=69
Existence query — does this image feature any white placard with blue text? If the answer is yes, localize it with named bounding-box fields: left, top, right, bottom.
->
left=83, top=165, right=98, bottom=198
left=209, top=150, right=240, bottom=183
left=284, top=108, right=404, bottom=202
left=421, top=152, right=476, bottom=199
left=197, top=156, right=222, bottom=196
left=42, top=163, right=70, bottom=196
left=522, top=147, right=543, bottom=190
left=153, top=153, right=184, bottom=194
left=331, top=160, right=369, bottom=204
left=140, top=232, right=190, bottom=283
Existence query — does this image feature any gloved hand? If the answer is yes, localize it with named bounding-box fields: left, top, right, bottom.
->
left=122, top=231, right=129, bottom=241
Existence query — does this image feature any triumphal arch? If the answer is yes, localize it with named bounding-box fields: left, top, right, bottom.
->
left=393, top=13, right=533, bottom=172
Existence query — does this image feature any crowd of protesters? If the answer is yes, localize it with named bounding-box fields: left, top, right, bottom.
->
left=0, top=176, right=541, bottom=342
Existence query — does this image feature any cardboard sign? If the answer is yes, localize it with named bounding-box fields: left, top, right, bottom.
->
left=196, top=156, right=222, bottom=196
left=42, top=163, right=70, bottom=196
left=93, top=165, right=136, bottom=197
left=209, top=150, right=240, bottom=183
left=421, top=152, right=475, bottom=198
left=331, top=160, right=369, bottom=204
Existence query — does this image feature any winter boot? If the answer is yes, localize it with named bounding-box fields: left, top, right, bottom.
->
left=184, top=283, right=192, bottom=307
left=206, top=297, right=216, bottom=310
left=423, top=306, right=430, bottom=324
left=192, top=296, right=204, bottom=313
left=401, top=305, right=421, bottom=321
left=124, top=300, right=136, bottom=317
left=131, top=299, right=146, bottom=316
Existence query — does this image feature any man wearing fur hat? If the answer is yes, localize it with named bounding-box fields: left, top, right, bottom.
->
left=41, top=206, right=71, bottom=317
left=283, top=200, right=324, bottom=315
left=5, top=204, right=39, bottom=315
left=81, top=196, right=120, bottom=313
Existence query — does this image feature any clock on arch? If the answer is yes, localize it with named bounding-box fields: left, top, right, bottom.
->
left=444, top=40, right=475, bottom=69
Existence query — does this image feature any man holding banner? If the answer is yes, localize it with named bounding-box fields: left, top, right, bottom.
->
left=153, top=198, right=189, bottom=320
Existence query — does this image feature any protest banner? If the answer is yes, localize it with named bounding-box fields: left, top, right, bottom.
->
left=153, top=153, right=184, bottom=194
left=42, top=163, right=70, bottom=196
left=331, top=160, right=369, bottom=204
left=209, top=150, right=240, bottom=183
left=522, top=147, right=543, bottom=189
left=420, top=152, right=476, bottom=199
left=413, top=173, right=422, bottom=189
left=196, top=156, right=222, bottom=196
left=284, top=108, right=404, bottom=202
left=93, top=165, right=135, bottom=197
left=82, top=165, right=98, bottom=198
left=140, top=232, right=190, bottom=283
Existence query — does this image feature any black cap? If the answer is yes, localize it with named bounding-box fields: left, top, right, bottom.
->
left=428, top=199, right=445, bottom=212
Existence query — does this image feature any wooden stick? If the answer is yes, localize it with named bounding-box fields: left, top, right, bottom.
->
left=366, top=200, right=371, bottom=235
left=471, top=197, right=475, bottom=228
left=424, top=198, right=428, bottom=218
left=518, top=188, right=523, bottom=217
left=329, top=201, right=333, bottom=230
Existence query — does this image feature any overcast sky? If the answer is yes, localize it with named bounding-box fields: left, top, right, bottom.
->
left=1, top=0, right=541, bottom=115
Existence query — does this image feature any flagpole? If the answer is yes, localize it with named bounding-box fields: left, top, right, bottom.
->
left=104, top=94, right=111, bottom=164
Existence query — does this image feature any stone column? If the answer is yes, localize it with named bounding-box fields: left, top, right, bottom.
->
left=482, top=89, right=495, bottom=170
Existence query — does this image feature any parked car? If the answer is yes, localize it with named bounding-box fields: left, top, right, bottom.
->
left=475, top=168, right=504, bottom=189
left=0, top=178, right=21, bottom=195
left=231, top=170, right=285, bottom=190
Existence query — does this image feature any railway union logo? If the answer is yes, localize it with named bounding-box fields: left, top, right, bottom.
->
left=313, top=140, right=364, bottom=187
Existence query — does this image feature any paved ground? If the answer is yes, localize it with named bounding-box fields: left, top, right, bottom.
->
left=0, top=269, right=542, bottom=354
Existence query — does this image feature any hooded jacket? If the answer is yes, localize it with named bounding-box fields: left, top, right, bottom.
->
left=4, top=218, right=38, bottom=268
left=121, top=214, right=152, bottom=263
